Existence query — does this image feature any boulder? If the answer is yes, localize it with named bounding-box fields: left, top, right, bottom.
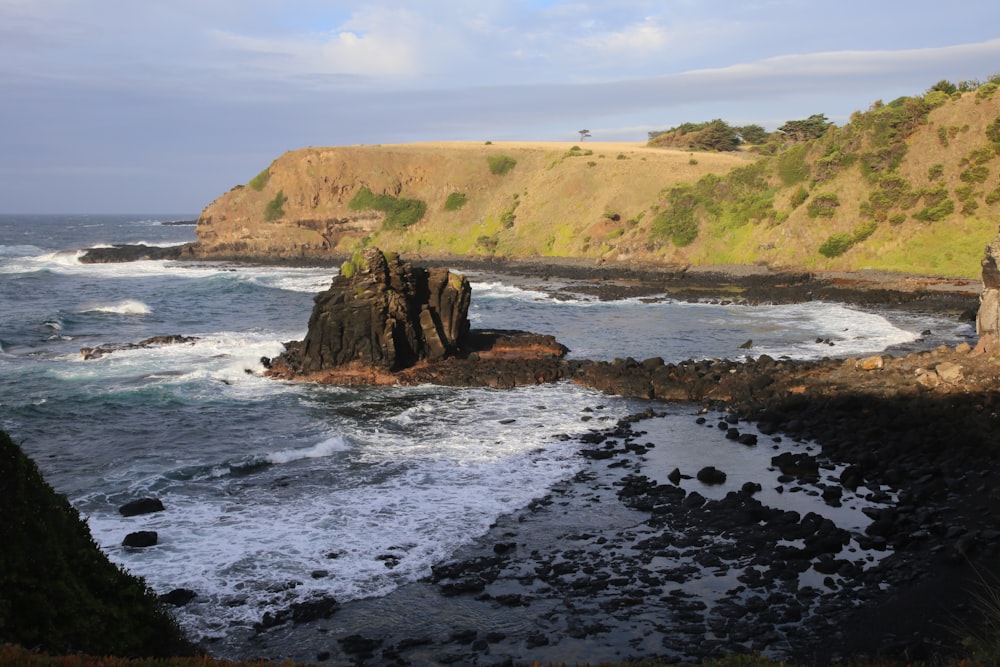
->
left=297, top=248, right=471, bottom=372
left=122, top=530, right=158, bottom=548
left=118, top=497, right=165, bottom=517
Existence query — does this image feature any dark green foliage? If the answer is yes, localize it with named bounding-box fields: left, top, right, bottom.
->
left=806, top=193, right=840, bottom=218
left=928, top=163, right=945, bottom=180
left=928, top=79, right=958, bottom=95
left=263, top=190, right=286, bottom=222
left=499, top=199, right=519, bottom=229
left=859, top=143, right=909, bottom=181
left=649, top=119, right=740, bottom=151
left=967, top=146, right=997, bottom=165
left=737, top=124, right=769, bottom=145
left=987, top=115, right=1000, bottom=146
left=651, top=185, right=699, bottom=246
left=914, top=188, right=956, bottom=222
left=819, top=221, right=877, bottom=258
left=776, top=143, right=811, bottom=185
left=247, top=168, right=270, bottom=192
left=695, top=120, right=741, bottom=151
left=864, top=175, right=919, bottom=221
left=818, top=233, right=854, bottom=258
left=987, top=185, right=1000, bottom=206
left=961, top=165, right=991, bottom=184
left=0, top=430, right=189, bottom=656
left=349, top=186, right=427, bottom=231
left=777, top=114, right=831, bottom=142
left=487, top=154, right=517, bottom=175
left=443, top=192, right=468, bottom=211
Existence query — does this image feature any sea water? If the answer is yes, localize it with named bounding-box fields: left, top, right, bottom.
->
left=0, top=214, right=974, bottom=646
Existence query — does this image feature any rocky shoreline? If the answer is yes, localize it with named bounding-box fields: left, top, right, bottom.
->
left=80, top=242, right=1000, bottom=663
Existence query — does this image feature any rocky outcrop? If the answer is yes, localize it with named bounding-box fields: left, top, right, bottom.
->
left=976, top=227, right=1000, bottom=354
left=270, top=248, right=471, bottom=375
left=266, top=249, right=574, bottom=387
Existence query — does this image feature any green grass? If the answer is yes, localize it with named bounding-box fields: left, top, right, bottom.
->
left=247, top=168, right=270, bottom=191
left=263, top=190, right=287, bottom=222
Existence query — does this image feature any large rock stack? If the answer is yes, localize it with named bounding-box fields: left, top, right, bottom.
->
left=297, top=248, right=471, bottom=372
left=976, top=229, right=1000, bottom=354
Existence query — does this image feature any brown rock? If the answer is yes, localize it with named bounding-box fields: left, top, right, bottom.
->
left=857, top=355, right=884, bottom=371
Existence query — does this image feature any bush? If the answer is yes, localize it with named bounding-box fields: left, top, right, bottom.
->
left=487, top=154, right=517, bottom=175
left=349, top=186, right=427, bottom=231
left=914, top=198, right=955, bottom=222
left=264, top=190, right=287, bottom=221
left=248, top=168, right=271, bottom=191
left=444, top=192, right=468, bottom=211
left=806, top=193, right=840, bottom=218
left=961, top=165, right=991, bottom=183
left=650, top=185, right=699, bottom=246
left=776, top=143, right=811, bottom=185
left=819, top=233, right=854, bottom=258
left=928, top=163, right=944, bottom=180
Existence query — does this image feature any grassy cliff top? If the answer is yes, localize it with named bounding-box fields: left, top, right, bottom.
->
left=196, top=86, right=1000, bottom=279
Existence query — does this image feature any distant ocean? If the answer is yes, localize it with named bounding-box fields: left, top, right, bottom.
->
left=0, top=214, right=975, bottom=654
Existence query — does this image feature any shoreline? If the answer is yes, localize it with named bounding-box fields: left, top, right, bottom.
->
left=81, top=244, right=983, bottom=312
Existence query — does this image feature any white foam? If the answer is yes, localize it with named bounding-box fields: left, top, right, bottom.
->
left=81, top=382, right=620, bottom=640
left=264, top=435, right=353, bottom=464
left=82, top=299, right=152, bottom=315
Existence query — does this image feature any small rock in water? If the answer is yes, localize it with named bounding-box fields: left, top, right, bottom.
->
left=122, top=530, right=158, bottom=548
left=118, top=497, right=164, bottom=516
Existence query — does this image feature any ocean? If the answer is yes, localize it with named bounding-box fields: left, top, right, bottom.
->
left=0, top=214, right=975, bottom=659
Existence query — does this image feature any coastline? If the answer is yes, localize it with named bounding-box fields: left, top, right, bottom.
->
left=81, top=243, right=983, bottom=311
left=78, top=243, right=1000, bottom=664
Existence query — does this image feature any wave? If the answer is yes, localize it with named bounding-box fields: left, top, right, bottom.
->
left=81, top=299, right=152, bottom=315
left=264, top=435, right=353, bottom=465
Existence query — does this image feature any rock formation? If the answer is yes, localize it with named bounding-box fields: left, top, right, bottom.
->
left=290, top=248, right=471, bottom=373
left=976, top=227, right=1000, bottom=354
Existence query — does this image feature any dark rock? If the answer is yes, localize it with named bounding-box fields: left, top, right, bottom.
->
left=297, top=248, right=471, bottom=372
left=697, top=466, right=727, bottom=485
left=122, top=531, right=158, bottom=548
left=159, top=588, right=197, bottom=606
left=118, top=497, right=165, bottom=517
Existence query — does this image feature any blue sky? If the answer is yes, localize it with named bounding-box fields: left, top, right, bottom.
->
left=1, top=0, right=999, bottom=214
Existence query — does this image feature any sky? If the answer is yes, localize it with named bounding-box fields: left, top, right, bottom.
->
left=2, top=1, right=999, bottom=214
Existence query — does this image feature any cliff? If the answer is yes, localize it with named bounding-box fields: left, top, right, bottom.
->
left=194, top=85, right=1000, bottom=278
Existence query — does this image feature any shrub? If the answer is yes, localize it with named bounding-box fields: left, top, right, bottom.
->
left=961, top=165, right=990, bottom=183
left=487, top=154, right=517, bottom=175
left=650, top=185, right=699, bottom=246
left=444, top=192, right=468, bottom=211
left=806, top=193, right=841, bottom=218
left=928, top=163, right=944, bottom=180
left=986, top=185, right=1000, bottom=206
left=248, top=168, right=271, bottom=191
left=819, top=233, right=854, bottom=258
left=264, top=190, right=287, bottom=221
left=349, top=186, right=427, bottom=231
left=969, top=146, right=997, bottom=164
left=340, top=260, right=356, bottom=279
left=914, top=198, right=955, bottom=222
left=889, top=212, right=906, bottom=225
left=987, top=116, right=1000, bottom=145
left=776, top=143, right=811, bottom=185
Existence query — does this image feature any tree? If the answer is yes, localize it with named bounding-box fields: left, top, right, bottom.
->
left=778, top=114, right=831, bottom=142
left=579, top=129, right=591, bottom=141
left=693, top=119, right=740, bottom=151
left=737, top=124, right=768, bottom=145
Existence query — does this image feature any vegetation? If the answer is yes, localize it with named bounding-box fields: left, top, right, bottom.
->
left=247, top=168, right=270, bottom=192
left=777, top=113, right=831, bottom=142
left=444, top=192, right=468, bottom=211
left=349, top=186, right=427, bottom=231
left=263, top=190, right=286, bottom=222
left=819, top=221, right=878, bottom=258
left=487, top=154, right=518, bottom=175
left=0, top=430, right=189, bottom=657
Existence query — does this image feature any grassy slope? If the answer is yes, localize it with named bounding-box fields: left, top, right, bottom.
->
left=196, top=89, right=1000, bottom=278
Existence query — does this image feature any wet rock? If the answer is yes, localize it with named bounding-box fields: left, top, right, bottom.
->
left=159, top=588, right=196, bottom=606
left=118, top=497, right=165, bottom=516
left=696, top=466, right=727, bottom=485
left=122, top=531, right=158, bottom=548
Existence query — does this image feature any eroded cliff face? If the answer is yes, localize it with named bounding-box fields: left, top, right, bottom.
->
left=976, top=228, right=1000, bottom=354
